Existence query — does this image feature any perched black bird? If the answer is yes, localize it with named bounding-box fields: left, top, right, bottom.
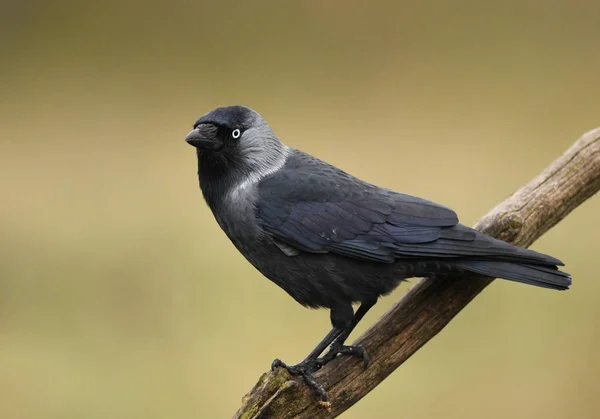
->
left=185, top=105, right=571, bottom=401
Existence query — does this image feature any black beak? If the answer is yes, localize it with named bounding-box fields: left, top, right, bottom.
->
left=185, top=124, right=220, bottom=149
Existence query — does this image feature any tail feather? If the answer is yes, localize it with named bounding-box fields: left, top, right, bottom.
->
left=455, top=260, right=571, bottom=290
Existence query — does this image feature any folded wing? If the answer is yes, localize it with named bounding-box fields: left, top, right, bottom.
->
left=257, top=153, right=564, bottom=267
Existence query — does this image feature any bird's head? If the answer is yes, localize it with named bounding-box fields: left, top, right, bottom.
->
left=186, top=105, right=289, bottom=200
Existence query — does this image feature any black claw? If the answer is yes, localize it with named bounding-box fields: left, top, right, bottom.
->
left=299, top=370, right=329, bottom=402
left=270, top=358, right=329, bottom=402
left=271, top=358, right=285, bottom=371
left=338, top=345, right=370, bottom=368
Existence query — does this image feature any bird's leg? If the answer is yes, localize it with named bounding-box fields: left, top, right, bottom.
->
left=271, top=303, right=354, bottom=402
left=317, top=298, right=377, bottom=368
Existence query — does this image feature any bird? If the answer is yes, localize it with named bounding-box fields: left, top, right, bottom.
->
left=185, top=105, right=571, bottom=402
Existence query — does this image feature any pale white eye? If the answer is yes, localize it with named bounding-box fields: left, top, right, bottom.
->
left=232, top=128, right=241, bottom=139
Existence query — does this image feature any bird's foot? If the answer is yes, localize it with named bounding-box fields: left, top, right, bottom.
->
left=269, top=344, right=369, bottom=404
left=318, top=342, right=370, bottom=368
left=271, top=358, right=329, bottom=402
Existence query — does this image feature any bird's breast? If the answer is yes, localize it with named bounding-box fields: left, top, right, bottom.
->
left=211, top=184, right=264, bottom=247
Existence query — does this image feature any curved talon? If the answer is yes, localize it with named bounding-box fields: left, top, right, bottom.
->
left=338, top=344, right=370, bottom=368
left=298, top=370, right=329, bottom=402
left=271, top=358, right=286, bottom=371
left=270, top=358, right=329, bottom=402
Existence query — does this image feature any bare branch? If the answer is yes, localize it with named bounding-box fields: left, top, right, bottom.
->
left=234, top=128, right=600, bottom=419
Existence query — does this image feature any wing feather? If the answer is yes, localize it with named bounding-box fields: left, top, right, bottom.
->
left=256, top=151, right=463, bottom=261
left=254, top=151, right=562, bottom=269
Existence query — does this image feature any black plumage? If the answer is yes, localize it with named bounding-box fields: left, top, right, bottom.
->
left=185, top=105, right=571, bottom=401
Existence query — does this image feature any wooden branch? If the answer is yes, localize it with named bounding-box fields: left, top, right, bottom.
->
left=234, top=128, right=600, bottom=419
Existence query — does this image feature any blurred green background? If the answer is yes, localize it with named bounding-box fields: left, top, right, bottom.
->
left=1, top=1, right=599, bottom=418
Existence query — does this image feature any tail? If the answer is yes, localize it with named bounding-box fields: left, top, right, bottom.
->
left=455, top=260, right=572, bottom=290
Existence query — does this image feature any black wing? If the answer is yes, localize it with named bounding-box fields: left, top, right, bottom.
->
left=256, top=152, right=563, bottom=267
left=257, top=152, right=456, bottom=262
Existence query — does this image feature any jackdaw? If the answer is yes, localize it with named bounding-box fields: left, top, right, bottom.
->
left=185, top=105, right=571, bottom=401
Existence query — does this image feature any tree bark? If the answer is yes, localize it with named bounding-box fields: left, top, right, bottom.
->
left=234, top=128, right=600, bottom=419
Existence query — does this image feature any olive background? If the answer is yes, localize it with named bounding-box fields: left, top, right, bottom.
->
left=1, top=1, right=599, bottom=418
